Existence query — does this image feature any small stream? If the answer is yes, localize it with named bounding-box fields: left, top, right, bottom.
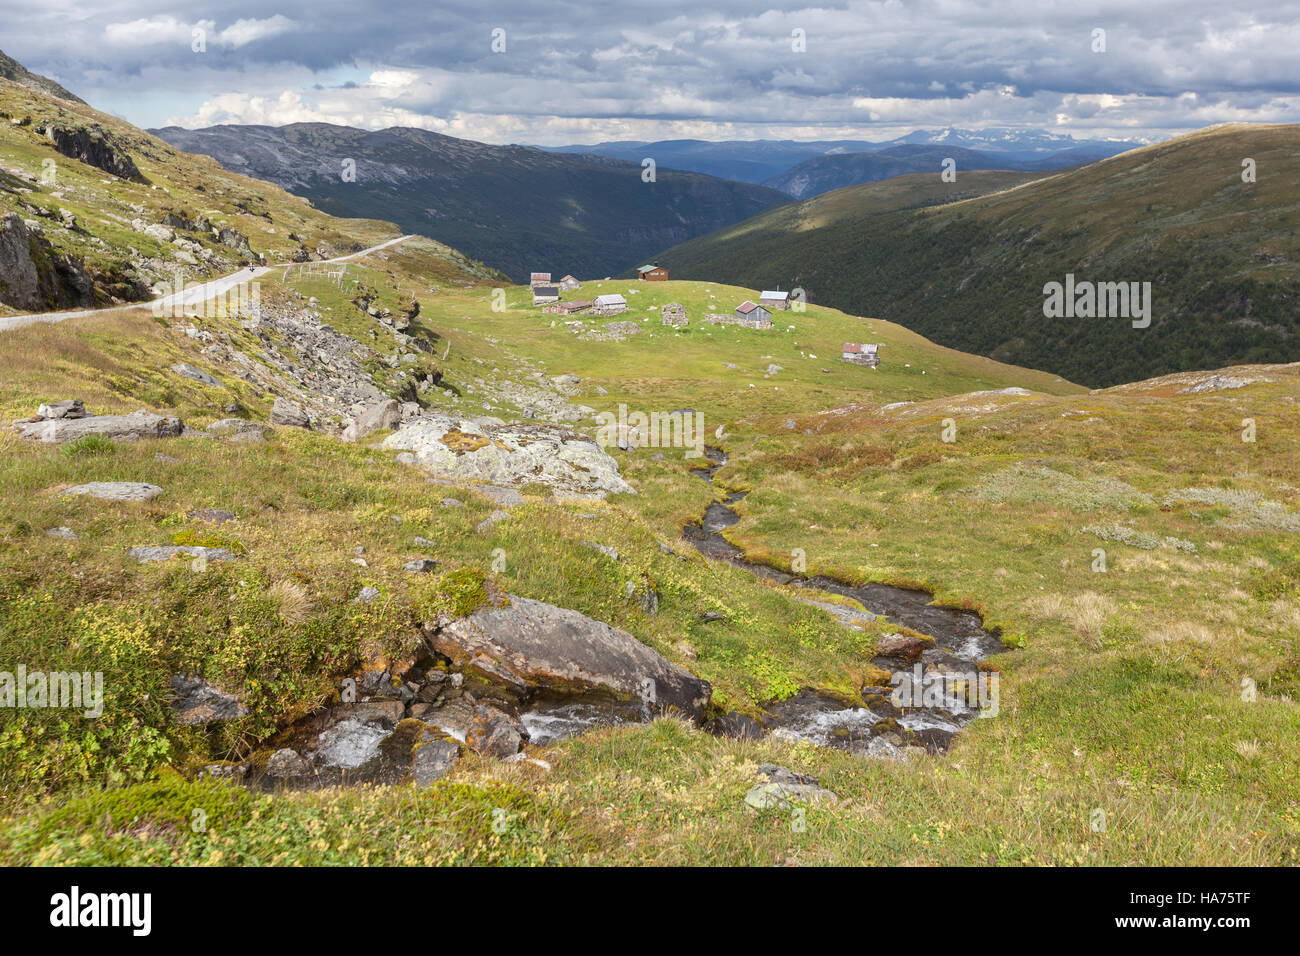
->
left=684, top=447, right=1006, bottom=758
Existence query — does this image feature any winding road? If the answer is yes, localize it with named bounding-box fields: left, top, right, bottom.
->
left=0, top=234, right=416, bottom=333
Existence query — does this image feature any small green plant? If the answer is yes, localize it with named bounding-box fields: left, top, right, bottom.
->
left=62, top=434, right=116, bottom=458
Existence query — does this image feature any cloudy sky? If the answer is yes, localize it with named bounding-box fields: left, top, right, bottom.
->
left=3, top=1, right=1298, bottom=144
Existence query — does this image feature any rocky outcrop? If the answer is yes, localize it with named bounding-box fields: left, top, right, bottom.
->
left=13, top=408, right=183, bottom=443
left=0, top=214, right=95, bottom=310
left=43, top=122, right=144, bottom=182
left=383, top=414, right=634, bottom=499
left=0, top=212, right=40, bottom=308
left=426, top=594, right=711, bottom=721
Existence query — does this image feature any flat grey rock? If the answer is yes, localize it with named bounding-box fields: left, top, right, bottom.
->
left=17, top=412, right=183, bottom=443
left=172, top=363, right=219, bottom=386
left=129, top=545, right=236, bottom=563
left=61, top=482, right=164, bottom=502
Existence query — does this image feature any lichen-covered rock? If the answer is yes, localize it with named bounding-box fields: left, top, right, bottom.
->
left=427, top=594, right=712, bottom=720
left=410, top=736, right=460, bottom=786
left=383, top=414, right=634, bottom=499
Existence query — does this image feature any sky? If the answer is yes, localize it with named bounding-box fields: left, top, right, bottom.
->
left=2, top=1, right=1298, bottom=145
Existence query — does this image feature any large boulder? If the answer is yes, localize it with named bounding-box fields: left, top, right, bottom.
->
left=341, top=399, right=401, bottom=442
left=14, top=410, right=183, bottom=443
left=270, top=397, right=310, bottom=429
left=427, top=595, right=711, bottom=721
left=383, top=414, right=634, bottom=498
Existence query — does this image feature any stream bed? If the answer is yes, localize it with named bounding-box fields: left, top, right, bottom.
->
left=684, top=447, right=1006, bottom=759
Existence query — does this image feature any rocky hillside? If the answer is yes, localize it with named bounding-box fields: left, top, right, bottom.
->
left=151, top=123, right=790, bottom=283
left=655, top=123, right=1300, bottom=387
left=0, top=47, right=84, bottom=105
left=0, top=70, right=434, bottom=314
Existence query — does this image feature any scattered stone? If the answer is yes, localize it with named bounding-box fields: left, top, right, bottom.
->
left=270, top=397, right=310, bottom=428
left=265, top=748, right=310, bottom=779
left=744, top=764, right=839, bottom=810
left=441, top=497, right=464, bottom=508
left=172, top=363, right=219, bottom=387
left=404, top=558, right=437, bottom=573
left=206, top=418, right=270, bottom=440
left=342, top=398, right=401, bottom=442
left=154, top=453, right=181, bottom=463
left=874, top=632, right=925, bottom=662
left=170, top=674, right=249, bottom=724
left=410, top=735, right=461, bottom=786
left=1177, top=375, right=1253, bottom=394
left=703, top=712, right=763, bottom=740
left=45, top=526, right=77, bottom=540
left=583, top=541, right=619, bottom=560
left=314, top=718, right=392, bottom=770
left=198, top=762, right=250, bottom=780
left=476, top=510, right=511, bottom=533
left=36, top=399, right=85, bottom=420
left=60, top=482, right=163, bottom=502
left=187, top=508, right=236, bottom=523
left=413, top=536, right=436, bottom=549
left=357, top=586, right=380, bottom=603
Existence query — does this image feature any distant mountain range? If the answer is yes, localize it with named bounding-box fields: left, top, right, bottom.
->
left=653, top=124, right=1300, bottom=387
left=538, top=128, right=1148, bottom=195
left=151, top=124, right=789, bottom=283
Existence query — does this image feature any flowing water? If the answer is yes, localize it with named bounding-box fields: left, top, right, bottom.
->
left=684, top=447, right=1007, bottom=757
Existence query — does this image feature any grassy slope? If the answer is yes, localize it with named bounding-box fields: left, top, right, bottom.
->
left=3, top=256, right=1298, bottom=865
left=655, top=124, right=1300, bottom=388
left=0, top=97, right=1297, bottom=864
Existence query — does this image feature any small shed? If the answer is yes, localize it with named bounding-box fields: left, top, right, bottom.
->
left=759, top=290, right=790, bottom=310
left=559, top=275, right=581, bottom=291
left=637, top=264, right=669, bottom=281
left=661, top=302, right=687, bottom=327
left=545, top=300, right=591, bottom=315
left=532, top=285, right=560, bottom=306
left=841, top=343, right=879, bottom=367
left=734, top=301, right=773, bottom=328
left=591, top=293, right=628, bottom=316
left=529, top=272, right=552, bottom=288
